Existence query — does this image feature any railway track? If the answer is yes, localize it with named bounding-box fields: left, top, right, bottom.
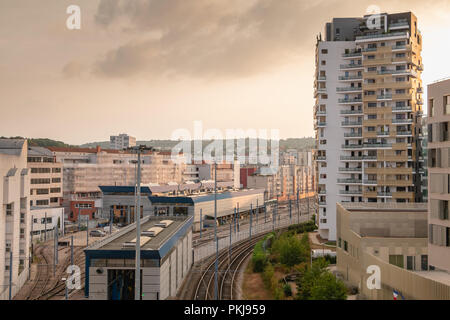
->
left=25, top=245, right=51, bottom=300
left=192, top=229, right=287, bottom=300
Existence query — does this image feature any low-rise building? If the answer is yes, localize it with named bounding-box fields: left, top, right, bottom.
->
left=336, top=202, right=450, bottom=299
left=110, top=134, right=136, bottom=150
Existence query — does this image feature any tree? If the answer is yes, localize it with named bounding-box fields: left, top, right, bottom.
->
left=295, top=258, right=347, bottom=300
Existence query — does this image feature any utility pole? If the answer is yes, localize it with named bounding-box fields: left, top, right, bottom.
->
left=86, top=214, right=89, bottom=247
left=289, top=199, right=292, bottom=222
left=264, top=203, right=267, bottom=224
left=214, top=161, right=218, bottom=301
left=55, top=222, right=59, bottom=264
left=256, top=199, right=258, bottom=231
left=71, top=235, right=74, bottom=265
left=44, top=211, right=47, bottom=241
left=200, top=209, right=202, bottom=239
left=233, top=207, right=237, bottom=233
left=237, top=202, right=240, bottom=233
left=249, top=203, right=253, bottom=239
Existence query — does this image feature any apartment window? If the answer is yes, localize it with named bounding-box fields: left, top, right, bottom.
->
left=50, top=197, right=59, bottom=203
left=421, top=255, right=428, bottom=271
left=321, top=60, right=326, bottom=66
left=368, top=67, right=376, bottom=72
left=429, top=99, right=434, bottom=117
left=36, top=200, right=49, bottom=206
left=321, top=49, right=328, bottom=54
left=321, top=94, right=328, bottom=99
left=368, top=102, right=376, bottom=108
left=389, top=255, right=404, bottom=268
left=52, top=168, right=61, bottom=173
left=50, top=188, right=61, bottom=194
left=31, top=168, right=51, bottom=174
left=367, top=55, right=375, bottom=60
left=445, top=96, right=450, bottom=115
left=344, top=241, right=348, bottom=252
left=31, top=178, right=51, bottom=185
left=406, top=256, right=415, bottom=270
left=36, top=188, right=49, bottom=195
left=52, top=178, right=61, bottom=183
left=338, top=238, right=342, bottom=248
left=20, top=228, right=25, bottom=239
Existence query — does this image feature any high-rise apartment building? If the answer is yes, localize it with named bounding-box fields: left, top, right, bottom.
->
left=0, top=139, right=30, bottom=299
left=427, top=78, right=450, bottom=273
left=110, top=134, right=136, bottom=150
left=314, top=12, right=424, bottom=240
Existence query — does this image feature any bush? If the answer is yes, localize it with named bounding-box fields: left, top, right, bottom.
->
left=252, top=235, right=273, bottom=272
left=283, top=283, right=292, bottom=297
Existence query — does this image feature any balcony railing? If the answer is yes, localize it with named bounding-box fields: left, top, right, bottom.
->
left=363, top=143, right=392, bottom=148
left=363, top=180, right=377, bottom=185
left=339, top=167, right=362, bottom=172
left=377, top=94, right=393, bottom=100
left=356, top=31, right=408, bottom=41
left=342, top=52, right=362, bottom=57
left=392, top=118, right=412, bottom=124
left=317, top=156, right=327, bottom=161
left=342, top=144, right=362, bottom=149
left=392, top=106, right=412, bottom=112
left=397, top=131, right=412, bottom=136
left=341, top=121, right=363, bottom=126
left=389, top=21, right=409, bottom=29
left=337, top=87, right=362, bottom=92
left=337, top=179, right=362, bottom=184
left=339, top=98, right=362, bottom=104
left=340, top=63, right=363, bottom=69
left=340, top=156, right=363, bottom=161
left=377, top=192, right=392, bottom=197
left=341, top=110, right=363, bottom=115
left=339, top=75, right=363, bottom=81
left=339, top=190, right=363, bottom=195
left=344, top=132, right=363, bottom=137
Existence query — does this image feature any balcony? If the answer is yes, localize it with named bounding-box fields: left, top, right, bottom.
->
left=316, top=122, right=327, bottom=127
left=362, top=47, right=378, bottom=53
left=392, top=106, right=412, bottom=112
left=389, top=21, right=409, bottom=30
left=363, top=155, right=377, bottom=161
left=342, top=51, right=362, bottom=58
left=319, top=201, right=327, bottom=206
left=339, top=190, right=363, bottom=195
left=341, top=121, right=363, bottom=126
left=339, top=167, right=362, bottom=172
left=318, top=76, right=326, bottom=81
left=337, top=87, right=362, bottom=93
left=337, top=179, right=362, bottom=184
left=339, top=75, right=363, bottom=81
left=377, top=94, right=393, bottom=100
left=317, top=156, right=327, bottom=161
left=338, top=98, right=362, bottom=104
left=316, top=110, right=327, bottom=116
left=340, top=156, right=363, bottom=161
left=363, top=180, right=377, bottom=185
left=344, top=132, right=363, bottom=138
left=342, top=144, right=362, bottom=149
left=341, top=109, right=363, bottom=115
left=396, top=131, right=412, bottom=136
left=363, top=143, right=392, bottom=148
left=392, top=118, right=412, bottom=124
left=377, top=192, right=392, bottom=197
left=340, top=63, right=363, bottom=70
left=355, top=31, right=409, bottom=42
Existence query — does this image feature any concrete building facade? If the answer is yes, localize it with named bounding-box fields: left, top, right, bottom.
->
left=0, top=139, right=30, bottom=299
left=110, top=134, right=136, bottom=150
left=427, top=78, right=450, bottom=273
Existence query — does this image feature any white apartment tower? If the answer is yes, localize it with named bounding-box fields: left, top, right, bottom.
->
left=110, top=134, right=136, bottom=150
left=314, top=12, right=424, bottom=240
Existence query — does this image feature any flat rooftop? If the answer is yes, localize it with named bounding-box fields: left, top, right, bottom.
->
left=414, top=270, right=450, bottom=286
left=88, top=216, right=191, bottom=251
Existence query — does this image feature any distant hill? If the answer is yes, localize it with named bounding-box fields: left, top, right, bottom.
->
left=80, top=137, right=316, bottom=152
left=0, top=136, right=74, bottom=148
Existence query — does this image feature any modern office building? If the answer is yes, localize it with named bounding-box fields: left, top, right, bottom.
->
left=27, top=146, right=63, bottom=208
left=427, top=78, right=450, bottom=273
left=314, top=12, right=424, bottom=240
left=110, top=134, right=136, bottom=150
left=0, top=139, right=31, bottom=299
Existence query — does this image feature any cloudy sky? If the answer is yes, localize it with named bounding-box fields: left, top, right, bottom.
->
left=1, top=0, right=450, bottom=145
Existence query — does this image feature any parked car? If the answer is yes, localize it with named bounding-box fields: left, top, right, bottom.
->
left=90, top=229, right=106, bottom=237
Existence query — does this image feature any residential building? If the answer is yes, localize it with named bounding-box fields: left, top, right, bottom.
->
left=314, top=12, right=424, bottom=241
left=336, top=202, right=450, bottom=299
left=47, top=146, right=185, bottom=221
left=182, top=162, right=211, bottom=183
left=0, top=139, right=30, bottom=299
left=27, top=146, right=63, bottom=207
left=110, top=134, right=136, bottom=150
left=427, top=78, right=450, bottom=273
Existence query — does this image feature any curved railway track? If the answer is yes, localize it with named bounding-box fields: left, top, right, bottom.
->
left=193, top=229, right=287, bottom=300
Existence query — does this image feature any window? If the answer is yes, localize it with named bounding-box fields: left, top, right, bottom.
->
left=36, top=188, right=49, bottom=195
left=31, top=178, right=51, bottom=184
left=406, top=256, right=415, bottom=270
left=389, top=255, right=404, bottom=268
left=31, top=168, right=51, bottom=174
left=50, top=188, right=61, bottom=194
left=52, top=178, right=61, bottom=183
left=321, top=60, right=326, bottom=66
left=36, top=200, right=49, bottom=206
left=338, top=238, right=342, bottom=248
left=344, top=241, right=348, bottom=252
left=6, top=204, right=13, bottom=216
left=445, top=96, right=450, bottom=115
left=321, top=49, right=328, bottom=54
left=429, top=99, right=434, bottom=117
left=52, top=168, right=61, bottom=173
left=421, top=255, right=428, bottom=271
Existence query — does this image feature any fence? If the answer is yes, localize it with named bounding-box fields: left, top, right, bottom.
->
left=193, top=211, right=311, bottom=262
left=0, top=267, right=29, bottom=300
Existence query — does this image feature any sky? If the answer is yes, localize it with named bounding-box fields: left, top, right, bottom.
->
left=1, top=0, right=450, bottom=145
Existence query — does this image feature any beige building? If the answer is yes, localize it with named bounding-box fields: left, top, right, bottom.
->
left=315, top=11, right=424, bottom=240
left=427, top=78, right=450, bottom=273
left=27, top=146, right=63, bottom=207
left=0, top=139, right=31, bottom=299
left=336, top=202, right=450, bottom=299
left=109, top=133, right=136, bottom=150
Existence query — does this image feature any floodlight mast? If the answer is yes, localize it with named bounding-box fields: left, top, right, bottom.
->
left=126, top=145, right=153, bottom=301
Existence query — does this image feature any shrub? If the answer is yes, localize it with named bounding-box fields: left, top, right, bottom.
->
left=283, top=283, right=293, bottom=297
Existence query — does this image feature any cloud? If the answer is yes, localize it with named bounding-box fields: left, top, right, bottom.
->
left=91, top=0, right=334, bottom=79
left=91, top=0, right=443, bottom=80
